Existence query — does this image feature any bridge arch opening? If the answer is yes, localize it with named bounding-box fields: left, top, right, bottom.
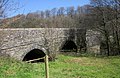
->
left=23, top=49, right=46, bottom=63
left=61, top=40, right=77, bottom=52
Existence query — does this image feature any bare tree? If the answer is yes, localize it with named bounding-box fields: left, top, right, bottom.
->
left=110, top=0, right=120, bottom=54
left=0, top=0, right=19, bottom=18
left=90, top=0, right=112, bottom=56
left=0, top=0, right=9, bottom=17
left=89, top=0, right=120, bottom=55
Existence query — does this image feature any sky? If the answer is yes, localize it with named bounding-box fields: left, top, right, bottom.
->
left=11, top=0, right=90, bottom=17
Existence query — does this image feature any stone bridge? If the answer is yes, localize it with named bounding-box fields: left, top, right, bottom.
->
left=0, top=28, right=100, bottom=61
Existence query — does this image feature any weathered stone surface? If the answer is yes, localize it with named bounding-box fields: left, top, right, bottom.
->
left=0, top=28, right=101, bottom=60
left=86, top=30, right=101, bottom=53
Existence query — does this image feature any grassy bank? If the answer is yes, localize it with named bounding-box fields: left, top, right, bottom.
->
left=0, top=55, right=120, bottom=78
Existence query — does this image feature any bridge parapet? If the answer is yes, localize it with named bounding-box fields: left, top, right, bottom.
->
left=0, top=28, right=99, bottom=60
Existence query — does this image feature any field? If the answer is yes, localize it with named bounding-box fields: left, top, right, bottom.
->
left=0, top=54, right=120, bottom=78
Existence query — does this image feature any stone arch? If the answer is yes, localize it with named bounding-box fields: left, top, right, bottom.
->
left=20, top=44, right=47, bottom=61
left=60, top=40, right=77, bottom=52
left=22, top=49, right=46, bottom=62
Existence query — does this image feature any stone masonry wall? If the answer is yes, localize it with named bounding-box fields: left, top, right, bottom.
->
left=86, top=30, right=101, bottom=54
left=0, top=28, right=100, bottom=60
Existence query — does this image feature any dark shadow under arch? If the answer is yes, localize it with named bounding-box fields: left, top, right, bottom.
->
left=61, top=40, right=77, bottom=52
left=23, top=49, right=46, bottom=63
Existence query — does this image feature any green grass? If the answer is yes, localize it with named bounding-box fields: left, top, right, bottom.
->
left=0, top=55, right=120, bottom=78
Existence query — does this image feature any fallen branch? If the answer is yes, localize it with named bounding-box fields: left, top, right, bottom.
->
left=26, top=57, right=45, bottom=63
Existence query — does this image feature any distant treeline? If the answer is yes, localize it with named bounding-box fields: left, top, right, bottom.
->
left=0, top=4, right=91, bottom=28
left=1, top=0, right=120, bottom=56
